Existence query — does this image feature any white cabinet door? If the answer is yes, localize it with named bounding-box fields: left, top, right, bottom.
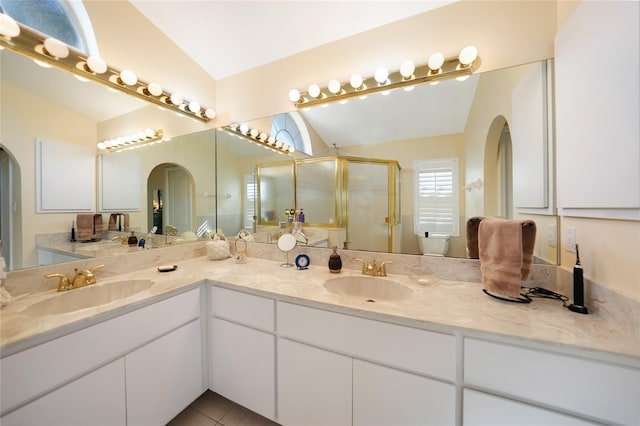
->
left=463, top=389, right=598, bottom=426
left=353, top=359, right=455, bottom=426
left=126, top=319, right=204, bottom=426
left=277, top=338, right=352, bottom=426
left=0, top=359, right=125, bottom=426
left=210, top=318, right=275, bottom=420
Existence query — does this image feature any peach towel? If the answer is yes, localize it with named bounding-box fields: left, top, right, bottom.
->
left=93, top=214, right=103, bottom=238
left=466, top=216, right=485, bottom=259
left=76, top=214, right=94, bottom=241
left=478, top=218, right=536, bottom=298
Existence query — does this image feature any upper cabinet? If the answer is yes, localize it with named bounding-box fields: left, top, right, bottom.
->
left=555, top=1, right=640, bottom=218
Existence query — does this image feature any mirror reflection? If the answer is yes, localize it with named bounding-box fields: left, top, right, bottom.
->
left=216, top=60, right=558, bottom=262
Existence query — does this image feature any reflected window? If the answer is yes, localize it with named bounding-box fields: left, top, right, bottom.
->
left=414, top=158, right=460, bottom=237
left=244, top=174, right=256, bottom=230
left=0, top=0, right=98, bottom=54
left=271, top=112, right=313, bottom=156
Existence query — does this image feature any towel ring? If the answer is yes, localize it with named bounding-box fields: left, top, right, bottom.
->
left=482, top=288, right=532, bottom=304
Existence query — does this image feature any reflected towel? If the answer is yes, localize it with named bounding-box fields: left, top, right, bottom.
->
left=466, top=216, right=485, bottom=259
left=93, top=214, right=103, bottom=237
left=108, top=213, right=130, bottom=232
left=478, top=218, right=536, bottom=298
left=76, top=213, right=95, bottom=241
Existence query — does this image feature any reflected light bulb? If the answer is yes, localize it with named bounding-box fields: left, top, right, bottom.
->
left=170, top=93, right=183, bottom=105
left=328, top=79, right=341, bottom=94
left=374, top=67, right=388, bottom=84
left=250, top=128, right=259, bottom=138
left=308, top=84, right=321, bottom=99
left=458, top=45, right=478, bottom=66
left=43, top=37, right=69, bottom=59
left=428, top=53, right=444, bottom=71
left=288, top=89, right=301, bottom=103
left=204, top=108, right=216, bottom=119
left=239, top=124, right=249, bottom=134
left=0, top=12, right=20, bottom=38
left=350, top=74, right=363, bottom=89
left=86, top=56, right=107, bottom=74
left=400, top=61, right=415, bottom=79
left=188, top=101, right=201, bottom=113
left=147, top=82, right=163, bottom=96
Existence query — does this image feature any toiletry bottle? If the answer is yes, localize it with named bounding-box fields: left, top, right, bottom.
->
left=128, top=231, right=138, bottom=246
left=329, top=246, right=342, bottom=273
left=71, top=220, right=77, bottom=242
left=299, top=209, right=305, bottom=223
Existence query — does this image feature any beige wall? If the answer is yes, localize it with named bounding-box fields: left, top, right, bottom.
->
left=1, top=82, right=97, bottom=268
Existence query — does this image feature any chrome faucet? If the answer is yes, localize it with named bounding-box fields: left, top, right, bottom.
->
left=45, top=265, right=104, bottom=292
left=355, top=259, right=392, bottom=277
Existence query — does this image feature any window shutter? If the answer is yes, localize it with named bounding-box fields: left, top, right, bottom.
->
left=244, top=174, right=256, bottom=229
left=413, top=158, right=459, bottom=236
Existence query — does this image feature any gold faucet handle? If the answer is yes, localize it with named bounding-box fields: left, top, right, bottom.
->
left=45, top=273, right=72, bottom=291
left=73, top=265, right=104, bottom=287
left=355, top=258, right=368, bottom=273
left=378, top=260, right=392, bottom=276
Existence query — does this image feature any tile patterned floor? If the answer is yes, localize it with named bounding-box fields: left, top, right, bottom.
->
left=167, top=391, right=280, bottom=426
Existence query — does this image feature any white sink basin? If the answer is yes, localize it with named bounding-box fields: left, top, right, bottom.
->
left=21, top=279, right=154, bottom=316
left=324, top=276, right=412, bottom=302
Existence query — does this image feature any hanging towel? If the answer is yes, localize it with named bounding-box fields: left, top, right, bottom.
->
left=465, top=216, right=485, bottom=259
left=76, top=213, right=95, bottom=241
left=478, top=218, right=536, bottom=298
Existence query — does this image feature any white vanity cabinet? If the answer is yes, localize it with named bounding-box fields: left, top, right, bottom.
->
left=209, top=285, right=276, bottom=420
left=0, top=287, right=204, bottom=426
left=277, top=301, right=457, bottom=426
left=0, top=359, right=126, bottom=426
left=37, top=248, right=87, bottom=265
left=463, top=337, right=640, bottom=425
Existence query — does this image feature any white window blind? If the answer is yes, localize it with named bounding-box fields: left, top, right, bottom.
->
left=244, top=174, right=256, bottom=230
left=413, top=158, right=459, bottom=236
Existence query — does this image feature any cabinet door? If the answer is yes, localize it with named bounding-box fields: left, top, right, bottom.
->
left=277, top=338, right=351, bottom=426
left=353, top=359, right=455, bottom=426
left=126, top=320, right=204, bottom=426
left=463, top=389, right=598, bottom=425
left=1, top=359, right=125, bottom=426
left=210, top=318, right=275, bottom=420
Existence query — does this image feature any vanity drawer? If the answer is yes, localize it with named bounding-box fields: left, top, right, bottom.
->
left=210, top=285, right=275, bottom=332
left=0, top=287, right=201, bottom=415
left=277, top=301, right=455, bottom=381
left=464, top=337, right=640, bottom=425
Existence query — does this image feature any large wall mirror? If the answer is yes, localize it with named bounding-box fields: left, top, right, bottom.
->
left=215, top=60, right=558, bottom=263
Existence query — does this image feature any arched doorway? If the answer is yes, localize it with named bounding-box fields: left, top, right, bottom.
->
left=484, top=116, right=513, bottom=219
left=147, top=163, right=195, bottom=235
left=0, top=145, right=22, bottom=269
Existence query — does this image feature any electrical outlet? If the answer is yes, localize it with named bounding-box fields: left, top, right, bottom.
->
left=548, top=224, right=557, bottom=247
left=565, top=227, right=576, bottom=253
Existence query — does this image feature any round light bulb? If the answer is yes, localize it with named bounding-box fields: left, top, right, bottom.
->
left=145, top=128, right=155, bottom=138
left=267, top=136, right=276, bottom=145
left=147, top=82, right=162, bottom=96
left=239, top=124, right=249, bottom=134
left=400, top=61, right=415, bottom=79
left=0, top=13, right=20, bottom=38
left=288, top=89, right=301, bottom=103
left=188, top=101, right=201, bottom=113
left=136, top=131, right=146, bottom=140
left=170, top=93, right=183, bottom=106
left=259, top=132, right=268, bottom=141
left=250, top=128, right=259, bottom=138
left=85, top=56, right=107, bottom=74
left=374, top=67, right=389, bottom=84
left=350, top=74, right=364, bottom=89
left=43, top=37, right=69, bottom=59
left=97, top=142, right=107, bottom=150
left=288, top=146, right=295, bottom=153
left=204, top=108, right=216, bottom=119
left=308, top=84, right=321, bottom=99
left=458, top=45, right=478, bottom=66
left=119, top=70, right=137, bottom=86
left=328, top=79, right=341, bottom=94
left=428, top=52, right=444, bottom=71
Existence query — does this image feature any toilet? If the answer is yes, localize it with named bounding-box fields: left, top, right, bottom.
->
left=416, top=233, right=450, bottom=256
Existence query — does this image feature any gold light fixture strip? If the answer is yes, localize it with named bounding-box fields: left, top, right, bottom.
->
left=98, top=129, right=164, bottom=153
left=222, top=124, right=295, bottom=155
left=0, top=15, right=215, bottom=122
left=290, top=50, right=481, bottom=109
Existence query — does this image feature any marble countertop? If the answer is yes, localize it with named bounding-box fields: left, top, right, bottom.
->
left=1, top=256, right=638, bottom=364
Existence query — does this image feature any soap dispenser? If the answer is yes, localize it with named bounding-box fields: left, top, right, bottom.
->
left=127, top=231, right=138, bottom=246
left=328, top=246, right=342, bottom=273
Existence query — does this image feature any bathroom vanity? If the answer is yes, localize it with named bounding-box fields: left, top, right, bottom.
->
left=1, top=254, right=638, bottom=426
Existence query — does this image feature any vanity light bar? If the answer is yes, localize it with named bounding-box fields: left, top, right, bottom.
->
left=98, top=129, right=164, bottom=153
left=0, top=14, right=215, bottom=122
left=222, top=124, right=295, bottom=155
left=289, top=46, right=481, bottom=108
